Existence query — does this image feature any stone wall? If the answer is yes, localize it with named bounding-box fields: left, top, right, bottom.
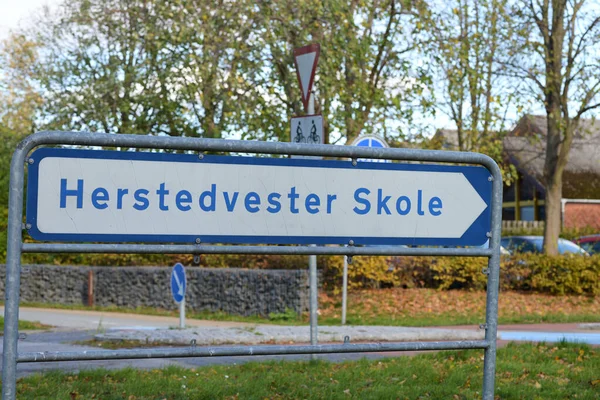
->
left=0, top=265, right=310, bottom=316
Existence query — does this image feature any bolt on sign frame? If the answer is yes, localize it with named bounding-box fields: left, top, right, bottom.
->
left=2, top=131, right=503, bottom=400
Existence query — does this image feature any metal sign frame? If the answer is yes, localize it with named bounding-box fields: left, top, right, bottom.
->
left=2, top=131, right=503, bottom=400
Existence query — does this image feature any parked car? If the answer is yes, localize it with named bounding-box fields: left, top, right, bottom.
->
left=575, top=234, right=600, bottom=255
left=500, top=236, right=588, bottom=255
left=480, top=240, right=511, bottom=256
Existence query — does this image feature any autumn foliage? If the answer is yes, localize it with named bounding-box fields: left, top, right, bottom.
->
left=326, top=254, right=600, bottom=295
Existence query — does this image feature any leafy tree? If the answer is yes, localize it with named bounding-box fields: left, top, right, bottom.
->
left=162, top=0, right=264, bottom=139
left=251, top=0, right=431, bottom=144
left=6, top=0, right=430, bottom=145
left=0, top=34, right=42, bottom=134
left=14, top=0, right=192, bottom=135
left=421, top=0, right=515, bottom=153
left=507, top=0, right=600, bottom=254
left=0, top=34, right=42, bottom=261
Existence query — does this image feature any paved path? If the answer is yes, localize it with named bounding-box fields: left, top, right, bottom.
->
left=95, top=324, right=485, bottom=345
left=2, top=306, right=256, bottom=331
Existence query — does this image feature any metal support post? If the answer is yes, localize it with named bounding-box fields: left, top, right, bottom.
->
left=307, top=92, right=319, bottom=357
left=179, top=298, right=186, bottom=329
left=341, top=255, right=348, bottom=325
left=2, top=146, right=27, bottom=400
left=482, top=171, right=503, bottom=400
left=309, top=248, right=318, bottom=358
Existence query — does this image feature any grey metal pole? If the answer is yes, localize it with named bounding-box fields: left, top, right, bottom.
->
left=22, top=243, right=493, bottom=257
left=309, top=246, right=318, bottom=358
left=308, top=252, right=319, bottom=345
left=307, top=92, right=318, bottom=355
left=17, top=340, right=489, bottom=363
left=179, top=298, right=185, bottom=329
left=2, top=145, right=27, bottom=400
left=482, top=162, right=503, bottom=400
left=341, top=255, right=348, bottom=325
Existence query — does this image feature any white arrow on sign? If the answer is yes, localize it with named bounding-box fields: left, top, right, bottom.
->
left=173, top=270, right=184, bottom=296
left=294, top=44, right=320, bottom=112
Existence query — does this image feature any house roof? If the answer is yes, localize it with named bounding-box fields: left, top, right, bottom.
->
left=503, top=115, right=600, bottom=199
left=432, top=129, right=459, bottom=150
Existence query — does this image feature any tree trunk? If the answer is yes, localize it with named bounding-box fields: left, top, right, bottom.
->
left=542, top=112, right=566, bottom=255
left=542, top=174, right=562, bottom=255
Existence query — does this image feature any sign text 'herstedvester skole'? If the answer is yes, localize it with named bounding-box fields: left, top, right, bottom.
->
left=26, top=148, right=492, bottom=246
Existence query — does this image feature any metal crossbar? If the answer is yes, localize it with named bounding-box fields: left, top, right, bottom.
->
left=17, top=341, right=490, bottom=363
left=2, top=131, right=503, bottom=400
left=22, top=243, right=494, bottom=257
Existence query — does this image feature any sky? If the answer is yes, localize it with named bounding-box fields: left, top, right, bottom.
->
left=0, top=0, right=58, bottom=40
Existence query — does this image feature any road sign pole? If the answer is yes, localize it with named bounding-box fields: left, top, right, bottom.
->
left=309, top=246, right=318, bottom=354
left=171, top=263, right=186, bottom=329
left=2, top=143, right=27, bottom=400
left=482, top=166, right=503, bottom=400
left=307, top=91, right=319, bottom=356
left=341, top=254, right=348, bottom=325
left=179, top=298, right=185, bottom=329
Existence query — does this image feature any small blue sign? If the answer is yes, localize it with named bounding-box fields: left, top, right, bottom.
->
left=352, top=135, right=390, bottom=163
left=354, top=137, right=386, bottom=148
left=171, top=263, right=186, bottom=303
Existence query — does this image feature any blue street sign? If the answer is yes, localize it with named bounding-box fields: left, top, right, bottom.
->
left=26, top=148, right=492, bottom=246
left=353, top=136, right=386, bottom=148
left=351, top=135, right=390, bottom=163
left=171, top=263, right=186, bottom=303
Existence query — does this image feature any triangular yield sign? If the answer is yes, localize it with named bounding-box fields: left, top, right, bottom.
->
left=294, top=44, right=320, bottom=112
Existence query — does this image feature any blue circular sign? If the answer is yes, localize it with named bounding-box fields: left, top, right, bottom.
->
left=171, top=263, right=186, bottom=303
left=351, top=135, right=390, bottom=163
left=354, top=137, right=387, bottom=148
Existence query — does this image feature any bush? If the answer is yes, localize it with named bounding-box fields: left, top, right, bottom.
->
left=322, top=254, right=600, bottom=296
left=326, top=256, right=397, bottom=290
left=504, top=254, right=600, bottom=295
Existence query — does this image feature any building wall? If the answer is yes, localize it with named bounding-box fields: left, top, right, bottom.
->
left=563, top=202, right=600, bottom=230
left=0, top=265, right=310, bottom=316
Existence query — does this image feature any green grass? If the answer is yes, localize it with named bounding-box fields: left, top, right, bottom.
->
left=9, top=342, right=600, bottom=399
left=0, top=317, right=50, bottom=333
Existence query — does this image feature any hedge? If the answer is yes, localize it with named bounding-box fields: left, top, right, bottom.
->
left=326, top=254, right=600, bottom=296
